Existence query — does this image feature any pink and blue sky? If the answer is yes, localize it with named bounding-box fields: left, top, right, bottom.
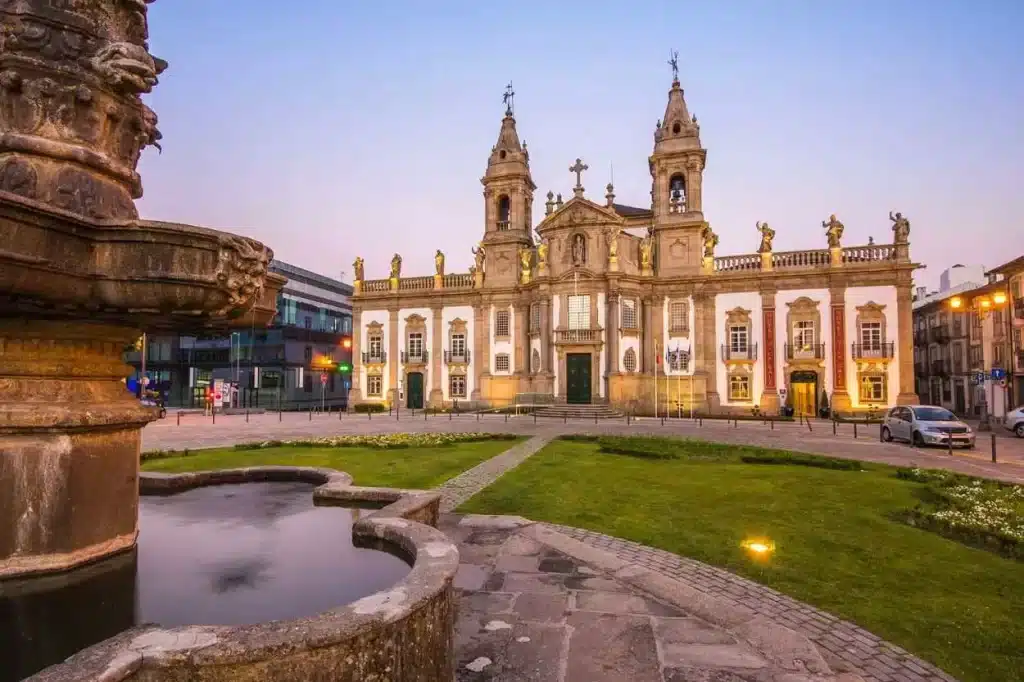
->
left=138, top=0, right=1023, bottom=289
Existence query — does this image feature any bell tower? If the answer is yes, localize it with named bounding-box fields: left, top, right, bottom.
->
left=479, top=84, right=535, bottom=286
left=649, top=53, right=707, bottom=275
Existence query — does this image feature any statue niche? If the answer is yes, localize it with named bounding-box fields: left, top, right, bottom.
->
left=570, top=233, right=587, bottom=266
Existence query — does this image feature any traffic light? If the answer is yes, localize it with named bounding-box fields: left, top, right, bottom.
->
left=337, top=361, right=352, bottom=373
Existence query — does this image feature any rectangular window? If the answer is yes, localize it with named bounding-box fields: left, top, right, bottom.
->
left=407, top=332, right=424, bottom=360
left=994, top=343, right=1005, bottom=367
left=304, top=346, right=313, bottom=363
left=793, top=321, right=815, bottom=350
left=728, top=375, right=750, bottom=401
left=669, top=301, right=688, bottom=333
left=449, top=374, right=466, bottom=398
left=367, top=375, right=382, bottom=397
left=729, top=325, right=748, bottom=353
left=495, top=353, right=511, bottom=373
left=621, top=299, right=637, bottom=329
left=450, top=333, right=466, bottom=359
left=368, top=335, right=383, bottom=360
left=859, top=374, right=886, bottom=403
left=668, top=348, right=689, bottom=371
left=567, top=295, right=590, bottom=330
left=530, top=304, right=541, bottom=332
left=495, top=310, right=511, bottom=338
left=860, top=322, right=882, bottom=349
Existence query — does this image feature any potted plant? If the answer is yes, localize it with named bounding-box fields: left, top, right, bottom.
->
left=819, top=390, right=830, bottom=419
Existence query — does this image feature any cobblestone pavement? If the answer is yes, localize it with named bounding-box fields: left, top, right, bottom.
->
left=445, top=514, right=951, bottom=682
left=547, top=524, right=956, bottom=682
left=438, top=435, right=552, bottom=512
left=143, top=411, right=1024, bottom=483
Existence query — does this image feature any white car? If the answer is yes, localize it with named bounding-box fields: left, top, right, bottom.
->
left=1005, top=407, right=1024, bottom=438
left=881, top=405, right=976, bottom=449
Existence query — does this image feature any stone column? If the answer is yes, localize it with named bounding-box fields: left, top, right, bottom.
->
left=896, top=282, right=920, bottom=405
left=760, top=290, right=779, bottom=415
left=471, top=304, right=489, bottom=400
left=387, top=308, right=400, bottom=407
left=429, top=306, right=443, bottom=407
left=606, top=293, right=619, bottom=376
left=695, top=293, right=720, bottom=412
left=642, top=297, right=655, bottom=373
left=349, top=308, right=363, bottom=404
left=0, top=321, right=155, bottom=577
left=513, top=304, right=527, bottom=374
left=830, top=287, right=851, bottom=413
left=539, top=298, right=552, bottom=373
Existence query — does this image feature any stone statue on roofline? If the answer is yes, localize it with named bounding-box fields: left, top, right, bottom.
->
left=756, top=221, right=775, bottom=253
left=434, top=249, right=445, bottom=276
left=390, top=253, right=402, bottom=279
left=889, top=211, right=910, bottom=243
left=822, top=214, right=844, bottom=249
left=353, top=256, right=364, bottom=281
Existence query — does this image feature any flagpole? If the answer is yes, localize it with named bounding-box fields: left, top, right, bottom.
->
left=654, top=340, right=659, bottom=419
left=676, top=347, right=681, bottom=419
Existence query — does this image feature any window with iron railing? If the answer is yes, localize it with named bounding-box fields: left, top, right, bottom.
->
left=449, top=333, right=467, bottom=360
left=406, top=332, right=424, bottom=360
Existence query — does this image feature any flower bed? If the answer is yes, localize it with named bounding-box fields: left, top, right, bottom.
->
left=896, top=468, right=1024, bottom=560
left=232, top=432, right=519, bottom=451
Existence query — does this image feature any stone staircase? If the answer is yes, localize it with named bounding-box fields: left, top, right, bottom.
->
left=532, top=404, right=623, bottom=420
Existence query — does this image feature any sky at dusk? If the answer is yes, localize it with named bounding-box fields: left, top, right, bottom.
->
left=137, top=0, right=1024, bottom=290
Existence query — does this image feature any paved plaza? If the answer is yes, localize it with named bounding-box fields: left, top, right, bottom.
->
left=144, top=411, right=1024, bottom=484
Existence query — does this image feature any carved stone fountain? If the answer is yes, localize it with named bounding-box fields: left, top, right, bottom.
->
left=0, top=0, right=285, bottom=578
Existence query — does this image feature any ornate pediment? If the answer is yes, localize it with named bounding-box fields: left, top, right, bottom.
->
left=786, top=296, right=820, bottom=314
left=555, top=268, right=600, bottom=282
left=404, top=313, right=427, bottom=331
left=366, top=320, right=383, bottom=333
left=725, top=306, right=751, bottom=325
left=537, top=197, right=623, bottom=233
left=449, top=317, right=468, bottom=334
left=856, top=301, right=886, bottom=318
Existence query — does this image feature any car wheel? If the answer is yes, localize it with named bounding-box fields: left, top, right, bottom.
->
left=912, top=431, right=924, bottom=448
left=1016, top=423, right=1024, bottom=438
left=881, top=426, right=893, bottom=442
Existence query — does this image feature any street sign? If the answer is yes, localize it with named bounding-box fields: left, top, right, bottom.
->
left=975, top=372, right=986, bottom=384
left=214, top=392, right=222, bottom=401
left=991, top=368, right=1006, bottom=380
left=320, top=372, right=328, bottom=385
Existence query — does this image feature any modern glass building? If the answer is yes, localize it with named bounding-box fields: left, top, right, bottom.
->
left=126, top=260, right=354, bottom=410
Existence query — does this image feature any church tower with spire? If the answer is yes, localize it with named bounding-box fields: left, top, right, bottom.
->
left=649, top=53, right=708, bottom=276
left=479, top=84, right=536, bottom=286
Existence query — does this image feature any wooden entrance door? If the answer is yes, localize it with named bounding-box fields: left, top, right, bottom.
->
left=790, top=371, right=817, bottom=416
left=406, top=372, right=424, bottom=409
left=566, top=353, right=592, bottom=404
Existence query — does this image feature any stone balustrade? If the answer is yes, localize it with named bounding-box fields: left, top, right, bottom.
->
left=442, top=273, right=476, bottom=289
left=713, top=242, right=903, bottom=274
left=358, top=271, right=476, bottom=296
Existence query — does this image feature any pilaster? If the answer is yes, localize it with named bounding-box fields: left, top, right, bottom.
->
left=695, top=292, right=720, bottom=412
left=760, top=290, right=779, bottom=415
left=896, top=283, right=920, bottom=405
left=429, top=306, right=443, bottom=407
left=642, top=297, right=655, bottom=373
left=349, top=309, right=363, bottom=404
left=472, top=304, right=489, bottom=400
left=540, top=298, right=552, bottom=373
left=607, top=292, right=620, bottom=377
left=829, top=287, right=851, bottom=413
left=513, top=304, right=527, bottom=374
left=387, top=308, right=400, bottom=407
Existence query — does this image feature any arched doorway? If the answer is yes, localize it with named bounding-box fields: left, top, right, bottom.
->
left=789, top=370, right=817, bottom=417
left=406, top=372, right=424, bottom=409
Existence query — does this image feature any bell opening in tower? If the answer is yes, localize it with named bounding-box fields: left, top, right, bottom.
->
left=669, top=174, right=686, bottom=213
left=497, top=195, right=510, bottom=230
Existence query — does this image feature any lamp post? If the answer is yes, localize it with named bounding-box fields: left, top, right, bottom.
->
left=950, top=289, right=1009, bottom=431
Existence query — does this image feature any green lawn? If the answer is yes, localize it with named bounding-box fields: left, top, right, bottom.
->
left=459, top=438, right=1024, bottom=682
left=142, top=439, right=521, bottom=490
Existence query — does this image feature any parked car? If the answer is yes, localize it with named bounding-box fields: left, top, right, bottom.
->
left=1004, top=407, right=1024, bottom=438
left=881, top=405, right=975, bottom=449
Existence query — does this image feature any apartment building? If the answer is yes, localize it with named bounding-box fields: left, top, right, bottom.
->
left=985, top=256, right=1024, bottom=408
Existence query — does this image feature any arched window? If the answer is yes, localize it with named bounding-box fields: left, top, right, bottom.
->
left=497, top=195, right=510, bottom=230
left=623, top=348, right=637, bottom=373
left=669, top=174, right=686, bottom=212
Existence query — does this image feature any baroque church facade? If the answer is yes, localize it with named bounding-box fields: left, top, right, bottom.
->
left=349, top=73, right=919, bottom=416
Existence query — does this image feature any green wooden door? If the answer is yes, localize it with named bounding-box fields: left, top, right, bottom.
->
left=566, top=353, right=592, bottom=404
left=406, top=372, right=424, bottom=409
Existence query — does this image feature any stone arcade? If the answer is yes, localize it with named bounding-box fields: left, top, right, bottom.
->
left=352, top=75, right=920, bottom=416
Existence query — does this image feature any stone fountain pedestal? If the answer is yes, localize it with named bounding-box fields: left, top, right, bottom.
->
left=0, top=0, right=284, bottom=578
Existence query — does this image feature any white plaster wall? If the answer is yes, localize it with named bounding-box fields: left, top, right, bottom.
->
left=398, top=307, right=432, bottom=395
left=775, top=288, right=833, bottom=396
left=490, top=304, right=514, bottom=374
left=844, top=286, right=899, bottom=407
left=441, top=305, right=475, bottom=401
left=597, top=292, right=606, bottom=397
left=713, top=292, right=763, bottom=405
left=359, top=309, right=389, bottom=398
left=552, top=296, right=560, bottom=396
left=660, top=296, right=696, bottom=377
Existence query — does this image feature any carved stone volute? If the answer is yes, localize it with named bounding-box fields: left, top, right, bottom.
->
left=0, top=0, right=168, bottom=219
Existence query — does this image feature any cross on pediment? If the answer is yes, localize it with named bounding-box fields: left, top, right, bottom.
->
left=569, top=158, right=588, bottom=197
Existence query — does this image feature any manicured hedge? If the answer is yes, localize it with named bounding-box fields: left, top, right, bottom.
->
left=739, top=452, right=863, bottom=471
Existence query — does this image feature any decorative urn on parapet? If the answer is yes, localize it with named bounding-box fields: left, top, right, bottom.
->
left=0, top=0, right=285, bottom=579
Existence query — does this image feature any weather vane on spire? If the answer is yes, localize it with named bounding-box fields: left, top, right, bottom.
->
left=668, top=50, right=679, bottom=82
left=503, top=82, right=515, bottom=116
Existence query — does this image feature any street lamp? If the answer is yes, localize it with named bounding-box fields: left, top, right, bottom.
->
left=949, top=291, right=1010, bottom=430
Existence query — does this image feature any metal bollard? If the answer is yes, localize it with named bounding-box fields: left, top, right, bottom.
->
left=733, top=418, right=737, bottom=428
left=991, top=433, right=997, bottom=462
left=806, top=419, right=812, bottom=432
left=246, top=409, right=249, bottom=423
left=534, top=412, right=537, bottom=424
left=947, top=434, right=953, bottom=456
left=279, top=408, right=282, bottom=422
left=854, top=423, right=858, bottom=439
left=449, top=410, right=452, bottom=421
left=595, top=414, right=598, bottom=425
left=212, top=408, right=216, bottom=425
left=477, top=412, right=480, bottom=422
left=699, top=417, right=703, bottom=427
left=426, top=409, right=429, bottom=421
left=832, top=420, right=836, bottom=436
left=661, top=416, right=665, bottom=425
left=368, top=409, right=372, bottom=420
left=770, top=418, right=774, bottom=431
left=505, top=413, right=508, bottom=423
left=177, top=411, right=181, bottom=426
left=309, top=407, right=312, bottom=421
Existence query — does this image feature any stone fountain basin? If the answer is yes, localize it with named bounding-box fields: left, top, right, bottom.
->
left=29, top=467, right=459, bottom=682
left=0, top=190, right=284, bottom=330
